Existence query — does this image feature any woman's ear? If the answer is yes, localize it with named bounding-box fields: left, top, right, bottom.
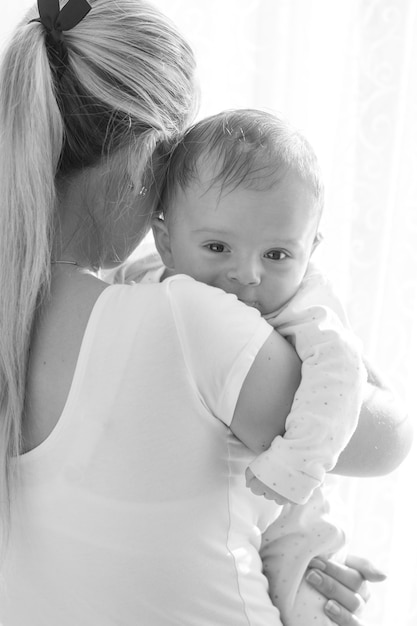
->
left=152, top=217, right=175, bottom=269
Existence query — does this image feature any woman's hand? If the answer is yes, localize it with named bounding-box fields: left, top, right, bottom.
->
left=306, top=555, right=386, bottom=625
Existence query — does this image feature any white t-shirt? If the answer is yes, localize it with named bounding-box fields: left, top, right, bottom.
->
left=0, top=277, right=284, bottom=626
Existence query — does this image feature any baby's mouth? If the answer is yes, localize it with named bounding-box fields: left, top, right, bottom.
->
left=239, top=299, right=262, bottom=312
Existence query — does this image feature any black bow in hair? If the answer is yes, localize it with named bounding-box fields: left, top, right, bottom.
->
left=29, top=0, right=91, bottom=78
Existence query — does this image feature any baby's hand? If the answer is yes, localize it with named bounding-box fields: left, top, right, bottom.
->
left=245, top=468, right=290, bottom=505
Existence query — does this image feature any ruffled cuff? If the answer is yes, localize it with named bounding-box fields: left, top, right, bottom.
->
left=248, top=438, right=324, bottom=504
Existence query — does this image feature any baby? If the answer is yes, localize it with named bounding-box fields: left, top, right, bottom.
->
left=115, top=109, right=367, bottom=625
left=118, top=108, right=366, bottom=506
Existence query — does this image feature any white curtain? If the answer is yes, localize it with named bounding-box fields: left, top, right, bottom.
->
left=3, top=2, right=417, bottom=624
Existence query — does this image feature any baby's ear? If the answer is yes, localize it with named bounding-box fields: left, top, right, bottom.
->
left=152, top=217, right=175, bottom=269
left=311, top=231, right=324, bottom=255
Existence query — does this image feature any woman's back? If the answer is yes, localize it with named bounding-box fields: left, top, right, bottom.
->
left=23, top=269, right=109, bottom=453
left=3, top=276, right=282, bottom=625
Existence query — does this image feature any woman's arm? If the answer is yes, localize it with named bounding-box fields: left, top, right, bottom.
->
left=232, top=343, right=412, bottom=476
left=333, top=360, right=413, bottom=476
left=230, top=330, right=301, bottom=453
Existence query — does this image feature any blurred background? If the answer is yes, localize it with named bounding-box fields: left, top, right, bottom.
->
left=2, top=1, right=417, bottom=624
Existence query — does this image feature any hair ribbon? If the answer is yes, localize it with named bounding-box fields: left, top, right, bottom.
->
left=29, top=0, right=91, bottom=78
left=30, top=0, right=91, bottom=42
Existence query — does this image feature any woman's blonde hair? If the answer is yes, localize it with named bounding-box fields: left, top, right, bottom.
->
left=0, top=0, right=197, bottom=538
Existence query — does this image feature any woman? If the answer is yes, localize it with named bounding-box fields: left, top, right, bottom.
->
left=0, top=0, right=410, bottom=624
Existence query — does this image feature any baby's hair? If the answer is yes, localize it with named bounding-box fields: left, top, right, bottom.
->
left=158, top=108, right=324, bottom=218
left=0, top=0, right=197, bottom=537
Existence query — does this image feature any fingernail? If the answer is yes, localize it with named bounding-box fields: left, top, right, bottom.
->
left=370, top=566, right=387, bottom=581
left=309, top=557, right=326, bottom=571
left=306, top=570, right=322, bottom=585
left=326, top=600, right=341, bottom=617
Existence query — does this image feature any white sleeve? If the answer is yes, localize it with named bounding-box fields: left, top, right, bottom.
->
left=249, top=265, right=366, bottom=504
left=164, top=275, right=273, bottom=426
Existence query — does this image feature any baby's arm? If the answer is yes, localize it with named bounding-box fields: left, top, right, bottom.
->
left=248, top=265, right=367, bottom=504
left=260, top=484, right=346, bottom=626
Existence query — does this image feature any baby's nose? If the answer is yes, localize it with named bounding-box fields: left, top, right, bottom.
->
left=227, top=261, right=262, bottom=286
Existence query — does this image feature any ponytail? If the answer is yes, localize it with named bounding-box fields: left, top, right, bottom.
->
left=0, top=0, right=197, bottom=541
left=0, top=17, right=64, bottom=536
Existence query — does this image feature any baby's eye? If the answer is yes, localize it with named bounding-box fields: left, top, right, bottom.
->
left=265, top=249, right=288, bottom=261
left=205, top=242, right=226, bottom=253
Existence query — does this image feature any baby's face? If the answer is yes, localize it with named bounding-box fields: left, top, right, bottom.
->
left=154, top=168, right=320, bottom=315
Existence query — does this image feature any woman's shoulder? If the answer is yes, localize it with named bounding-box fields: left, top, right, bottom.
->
left=105, top=272, right=262, bottom=322
left=161, top=274, right=265, bottom=322
left=90, top=276, right=273, bottom=380
left=159, top=274, right=273, bottom=362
